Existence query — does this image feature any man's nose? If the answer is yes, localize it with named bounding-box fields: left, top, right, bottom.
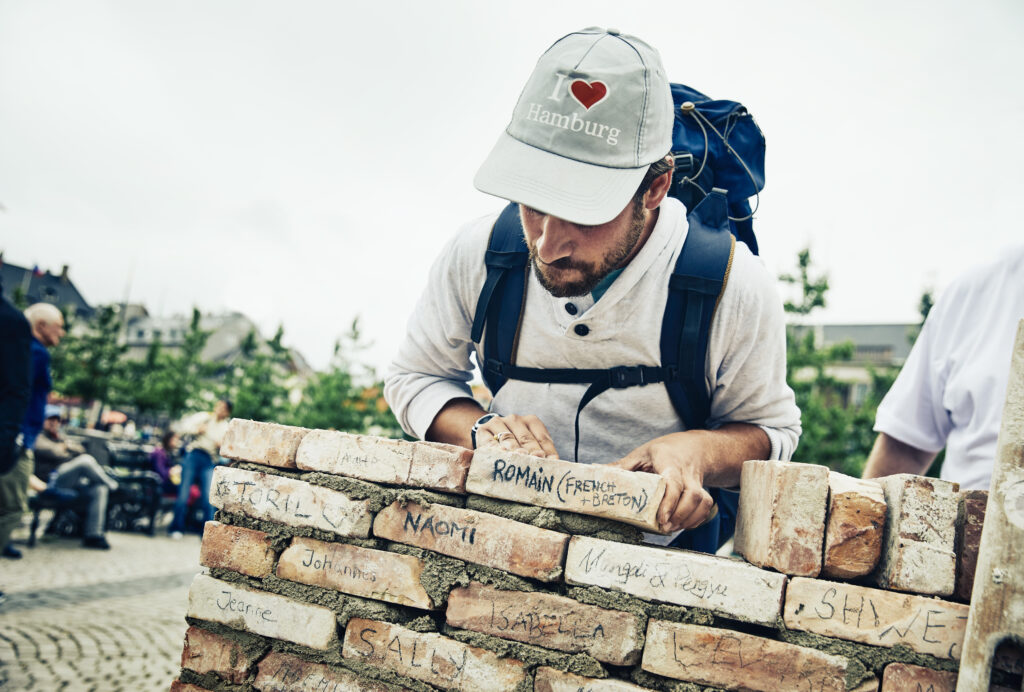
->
left=534, top=215, right=576, bottom=264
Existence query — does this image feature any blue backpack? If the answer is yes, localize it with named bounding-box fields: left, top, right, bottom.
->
left=470, top=83, right=766, bottom=552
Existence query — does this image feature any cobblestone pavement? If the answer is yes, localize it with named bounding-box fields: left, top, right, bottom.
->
left=0, top=515, right=202, bottom=692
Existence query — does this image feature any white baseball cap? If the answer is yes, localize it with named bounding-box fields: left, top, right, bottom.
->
left=474, top=27, right=674, bottom=226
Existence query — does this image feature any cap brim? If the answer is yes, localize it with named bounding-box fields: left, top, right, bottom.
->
left=474, top=132, right=648, bottom=226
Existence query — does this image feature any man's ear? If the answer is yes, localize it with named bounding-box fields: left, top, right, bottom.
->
left=643, top=168, right=673, bottom=211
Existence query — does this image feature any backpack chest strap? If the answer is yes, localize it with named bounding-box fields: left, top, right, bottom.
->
left=484, top=360, right=675, bottom=461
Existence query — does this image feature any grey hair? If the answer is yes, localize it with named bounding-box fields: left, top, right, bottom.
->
left=24, top=303, right=63, bottom=328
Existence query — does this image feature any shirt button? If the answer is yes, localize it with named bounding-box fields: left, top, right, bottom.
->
left=565, top=302, right=578, bottom=315
left=574, top=324, right=590, bottom=337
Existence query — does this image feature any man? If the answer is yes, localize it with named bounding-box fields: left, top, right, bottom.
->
left=864, top=245, right=1024, bottom=490
left=168, top=399, right=232, bottom=539
left=0, top=302, right=65, bottom=559
left=0, top=283, right=32, bottom=578
left=33, top=405, right=119, bottom=549
left=385, top=28, right=800, bottom=547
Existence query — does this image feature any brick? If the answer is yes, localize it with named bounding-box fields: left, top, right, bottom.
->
left=783, top=577, right=969, bottom=660
left=823, top=473, right=886, bottom=579
left=564, top=536, right=786, bottom=626
left=199, top=520, right=277, bottom=578
left=342, top=617, right=527, bottom=691
left=186, top=574, right=337, bottom=650
left=181, top=625, right=261, bottom=684
left=296, top=430, right=471, bottom=493
left=277, top=536, right=436, bottom=610
left=445, top=582, right=643, bottom=665
left=221, top=419, right=309, bottom=468
left=372, top=500, right=568, bottom=581
left=254, top=651, right=394, bottom=692
left=734, top=459, right=830, bottom=577
left=466, top=448, right=665, bottom=531
left=880, top=663, right=956, bottom=691
left=297, top=429, right=412, bottom=484
left=642, top=620, right=871, bottom=692
left=871, top=474, right=959, bottom=596
left=533, top=666, right=655, bottom=691
left=954, top=489, right=987, bottom=602
left=210, top=465, right=372, bottom=538
left=408, top=440, right=472, bottom=494
left=170, top=682, right=210, bottom=692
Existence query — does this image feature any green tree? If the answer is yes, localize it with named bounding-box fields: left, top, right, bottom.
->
left=290, top=319, right=401, bottom=436
left=50, top=305, right=127, bottom=425
left=780, top=250, right=897, bottom=476
left=220, top=326, right=292, bottom=423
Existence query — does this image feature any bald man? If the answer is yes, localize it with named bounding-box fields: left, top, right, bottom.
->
left=21, top=303, right=64, bottom=451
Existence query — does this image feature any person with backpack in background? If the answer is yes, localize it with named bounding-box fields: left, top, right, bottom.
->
left=385, top=28, right=800, bottom=553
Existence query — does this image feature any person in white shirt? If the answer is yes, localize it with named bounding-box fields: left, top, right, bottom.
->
left=864, top=245, right=1024, bottom=490
left=385, top=28, right=800, bottom=548
left=168, top=399, right=231, bottom=538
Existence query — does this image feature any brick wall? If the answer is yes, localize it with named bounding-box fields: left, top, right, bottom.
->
left=170, top=419, right=1020, bottom=692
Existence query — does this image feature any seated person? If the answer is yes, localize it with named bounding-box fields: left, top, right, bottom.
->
left=33, top=405, right=119, bottom=549
left=149, top=430, right=181, bottom=495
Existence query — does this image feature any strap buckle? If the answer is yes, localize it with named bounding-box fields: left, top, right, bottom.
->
left=484, top=358, right=505, bottom=377
left=609, top=366, right=649, bottom=389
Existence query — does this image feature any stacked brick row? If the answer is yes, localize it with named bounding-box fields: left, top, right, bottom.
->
left=170, top=420, right=1019, bottom=692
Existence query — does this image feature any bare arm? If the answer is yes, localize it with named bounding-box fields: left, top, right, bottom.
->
left=862, top=432, right=937, bottom=479
left=613, top=423, right=770, bottom=533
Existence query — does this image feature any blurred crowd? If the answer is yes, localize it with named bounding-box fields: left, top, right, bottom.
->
left=0, top=293, right=232, bottom=605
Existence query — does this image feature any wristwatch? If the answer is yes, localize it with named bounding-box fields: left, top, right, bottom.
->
left=470, top=413, right=498, bottom=449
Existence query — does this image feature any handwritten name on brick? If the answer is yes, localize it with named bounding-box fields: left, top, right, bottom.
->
left=296, top=431, right=471, bottom=494
left=199, top=521, right=276, bottom=578
left=254, top=651, right=393, bottom=692
left=342, top=618, right=527, bottom=692
left=783, top=577, right=970, bottom=660
left=373, top=501, right=568, bottom=582
left=221, top=419, right=310, bottom=469
left=277, top=536, right=436, bottom=610
left=467, top=448, right=665, bottom=531
left=445, top=582, right=643, bottom=666
left=564, top=536, right=785, bottom=626
left=642, top=620, right=862, bottom=692
left=534, top=666, right=655, bottom=691
left=210, top=466, right=372, bottom=538
left=181, top=626, right=261, bottom=684
left=186, top=574, right=337, bottom=650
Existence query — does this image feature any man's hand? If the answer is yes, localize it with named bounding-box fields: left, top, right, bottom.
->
left=612, top=434, right=716, bottom=533
left=474, top=414, right=560, bottom=459
left=612, top=424, right=771, bottom=534
left=425, top=398, right=559, bottom=459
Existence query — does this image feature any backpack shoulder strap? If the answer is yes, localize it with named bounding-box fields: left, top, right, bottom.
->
left=470, top=203, right=529, bottom=394
left=660, top=189, right=736, bottom=430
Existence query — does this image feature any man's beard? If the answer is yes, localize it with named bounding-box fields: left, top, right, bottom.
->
left=528, top=198, right=646, bottom=298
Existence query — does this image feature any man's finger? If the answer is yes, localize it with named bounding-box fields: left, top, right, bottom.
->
left=656, top=473, right=683, bottom=532
left=668, top=486, right=715, bottom=531
left=524, top=418, right=559, bottom=459
left=610, top=449, right=644, bottom=472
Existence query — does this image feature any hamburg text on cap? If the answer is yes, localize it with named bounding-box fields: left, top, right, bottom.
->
left=474, top=27, right=674, bottom=226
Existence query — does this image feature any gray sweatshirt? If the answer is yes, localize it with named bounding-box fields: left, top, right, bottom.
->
left=385, top=197, right=800, bottom=467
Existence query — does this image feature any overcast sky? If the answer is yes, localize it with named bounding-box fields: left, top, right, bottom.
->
left=2, top=1, right=1022, bottom=373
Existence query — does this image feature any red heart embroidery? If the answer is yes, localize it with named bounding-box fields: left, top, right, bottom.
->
left=570, top=80, right=608, bottom=110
